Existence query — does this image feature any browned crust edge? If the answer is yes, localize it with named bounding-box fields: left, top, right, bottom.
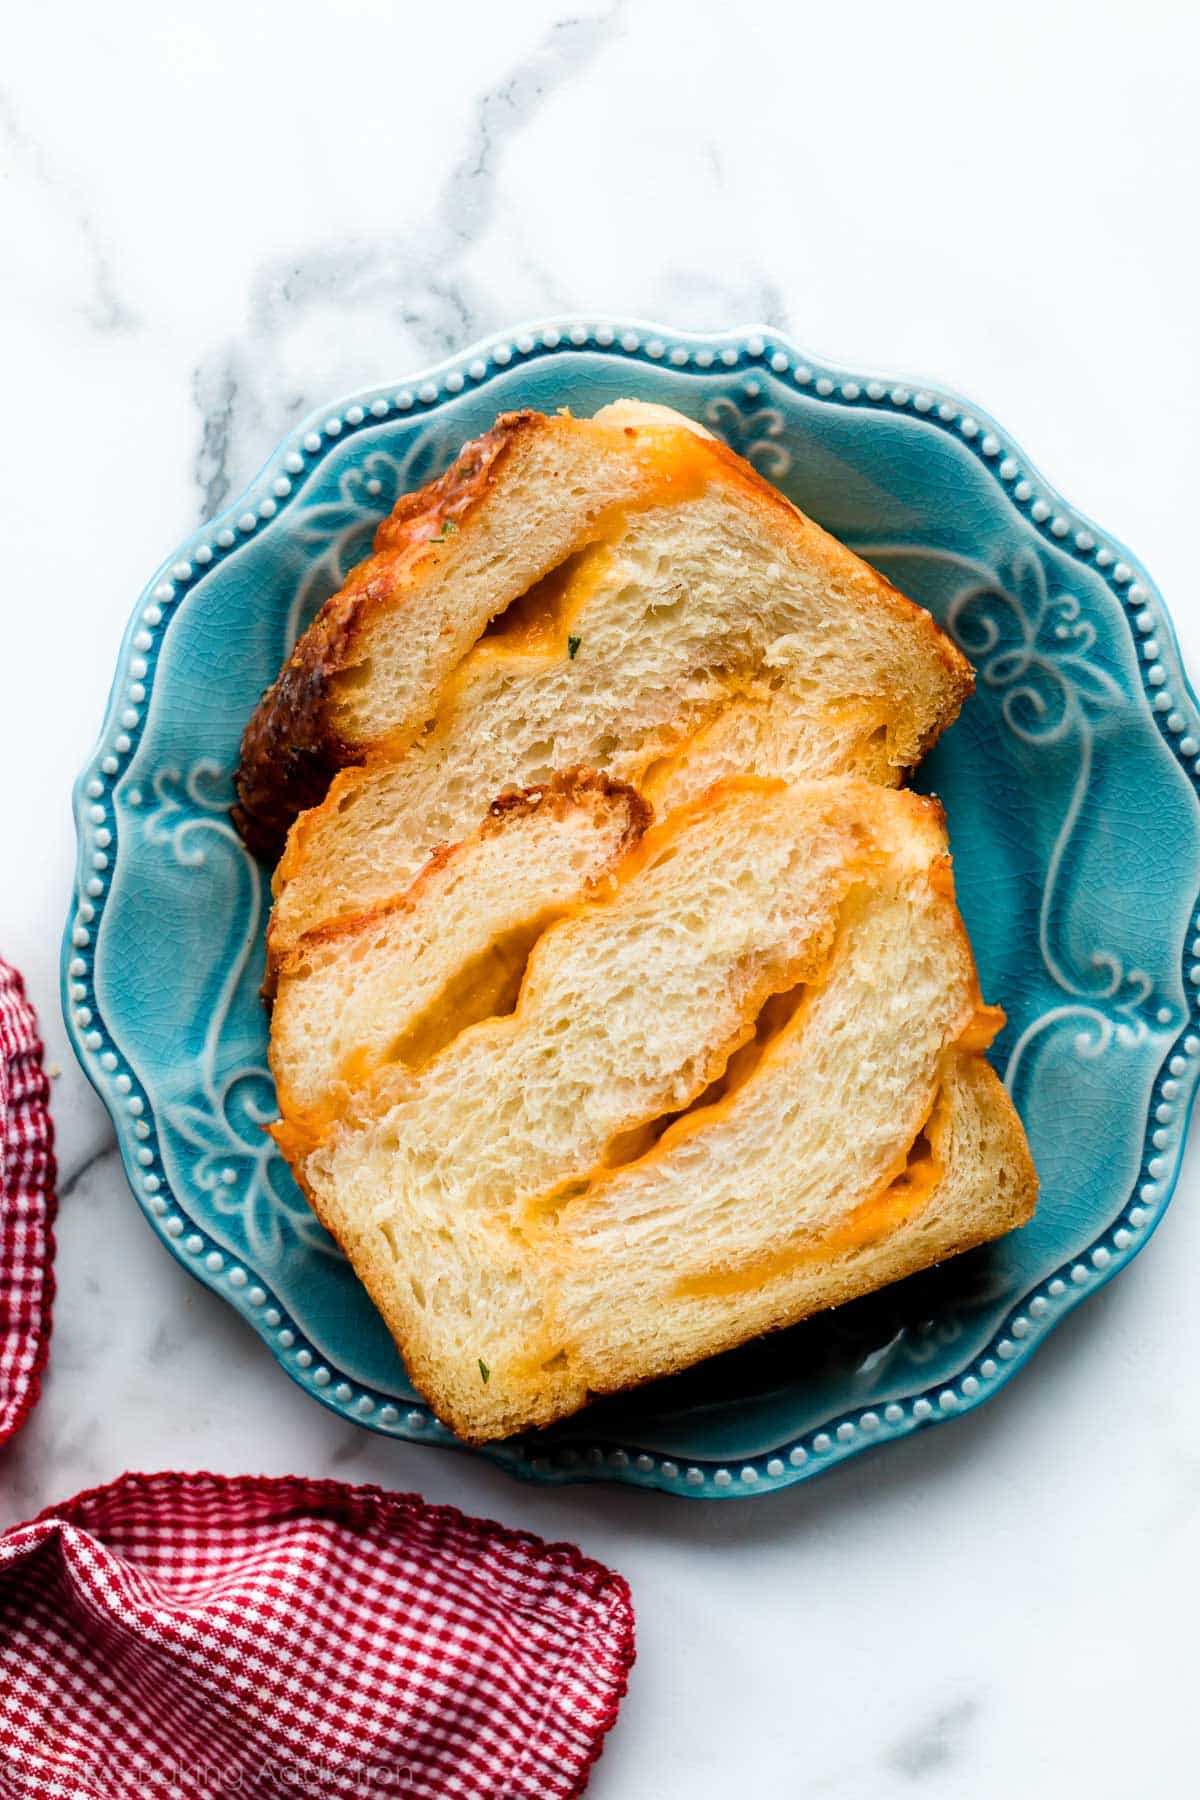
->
left=697, top=433, right=975, bottom=757
left=234, top=406, right=973, bottom=860
left=277, top=769, right=651, bottom=967
left=232, top=412, right=540, bottom=859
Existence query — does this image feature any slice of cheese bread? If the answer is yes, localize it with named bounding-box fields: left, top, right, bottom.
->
left=235, top=400, right=972, bottom=969
left=270, top=770, right=650, bottom=1129
left=273, top=775, right=1036, bottom=1442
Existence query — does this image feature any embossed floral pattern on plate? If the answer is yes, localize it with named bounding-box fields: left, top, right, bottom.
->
left=62, top=322, right=1200, bottom=1497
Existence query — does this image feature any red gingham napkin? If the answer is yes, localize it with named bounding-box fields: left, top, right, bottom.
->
left=0, top=957, right=55, bottom=1447
left=0, top=1471, right=635, bottom=1799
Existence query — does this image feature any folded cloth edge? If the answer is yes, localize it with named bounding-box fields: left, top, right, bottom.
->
left=0, top=958, right=57, bottom=1449
left=5, top=1468, right=636, bottom=1800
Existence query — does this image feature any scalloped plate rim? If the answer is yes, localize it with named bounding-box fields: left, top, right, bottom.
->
left=61, top=316, right=1200, bottom=1499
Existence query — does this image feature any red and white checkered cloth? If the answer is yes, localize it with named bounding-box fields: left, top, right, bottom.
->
left=0, top=1471, right=635, bottom=1799
left=0, top=957, right=55, bottom=1447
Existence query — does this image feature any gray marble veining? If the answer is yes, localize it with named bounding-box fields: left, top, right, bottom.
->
left=188, top=6, right=626, bottom=518
left=0, top=87, right=140, bottom=335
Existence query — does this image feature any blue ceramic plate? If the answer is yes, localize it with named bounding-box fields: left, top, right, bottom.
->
left=63, top=321, right=1199, bottom=1498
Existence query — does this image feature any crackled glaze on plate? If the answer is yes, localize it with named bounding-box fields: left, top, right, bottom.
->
left=62, top=321, right=1200, bottom=1497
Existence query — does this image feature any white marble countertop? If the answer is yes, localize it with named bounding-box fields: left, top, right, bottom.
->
left=3, top=2, right=1199, bottom=1793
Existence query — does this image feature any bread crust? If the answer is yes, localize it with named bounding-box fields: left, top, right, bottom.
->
left=276, top=768, right=651, bottom=968
left=232, top=413, right=538, bottom=858
left=274, top=774, right=1035, bottom=1443
left=341, top=1052, right=1037, bottom=1447
left=697, top=433, right=974, bottom=737
left=267, top=767, right=655, bottom=1143
left=234, top=406, right=973, bottom=859
left=441, top=1053, right=1034, bottom=1442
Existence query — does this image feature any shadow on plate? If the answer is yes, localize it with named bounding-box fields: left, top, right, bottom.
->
left=540, top=1242, right=1016, bottom=1454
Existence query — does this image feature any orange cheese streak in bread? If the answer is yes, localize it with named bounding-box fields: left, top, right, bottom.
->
left=673, top=1092, right=949, bottom=1301
left=338, top=914, right=557, bottom=1083
left=272, top=777, right=791, bottom=1161
left=364, top=425, right=717, bottom=736
left=957, top=1003, right=1005, bottom=1053
left=271, top=423, right=717, bottom=894
left=672, top=1006, right=1005, bottom=1301
left=673, top=1149, right=945, bottom=1299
